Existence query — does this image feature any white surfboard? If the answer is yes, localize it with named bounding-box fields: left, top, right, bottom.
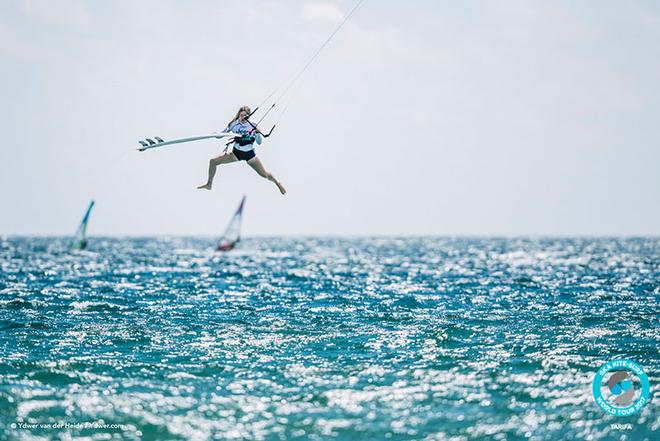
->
left=137, top=133, right=240, bottom=151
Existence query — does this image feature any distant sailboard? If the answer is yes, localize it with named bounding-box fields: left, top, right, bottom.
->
left=217, top=196, right=246, bottom=252
left=71, top=200, right=95, bottom=251
left=137, top=133, right=240, bottom=151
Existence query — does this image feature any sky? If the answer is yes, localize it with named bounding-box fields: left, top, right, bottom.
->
left=1, top=0, right=659, bottom=236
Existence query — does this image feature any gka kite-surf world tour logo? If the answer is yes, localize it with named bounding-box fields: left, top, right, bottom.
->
left=592, top=359, right=650, bottom=417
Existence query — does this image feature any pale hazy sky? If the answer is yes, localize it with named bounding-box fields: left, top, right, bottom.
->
left=1, top=0, right=659, bottom=236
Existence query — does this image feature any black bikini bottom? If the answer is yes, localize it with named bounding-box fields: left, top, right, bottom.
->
left=232, top=148, right=256, bottom=162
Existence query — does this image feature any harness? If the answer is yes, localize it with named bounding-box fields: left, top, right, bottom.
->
left=234, top=134, right=256, bottom=147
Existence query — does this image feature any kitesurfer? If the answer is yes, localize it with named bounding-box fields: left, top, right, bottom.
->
left=197, top=106, right=286, bottom=194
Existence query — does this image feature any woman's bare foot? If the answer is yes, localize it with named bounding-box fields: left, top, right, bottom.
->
left=276, top=182, right=287, bottom=195
left=197, top=183, right=212, bottom=190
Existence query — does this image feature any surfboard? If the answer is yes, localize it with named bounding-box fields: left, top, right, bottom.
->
left=137, top=133, right=240, bottom=151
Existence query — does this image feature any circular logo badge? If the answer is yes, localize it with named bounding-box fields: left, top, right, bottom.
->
left=592, top=359, right=650, bottom=417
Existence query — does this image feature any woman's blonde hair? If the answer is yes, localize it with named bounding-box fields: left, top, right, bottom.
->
left=228, top=106, right=251, bottom=127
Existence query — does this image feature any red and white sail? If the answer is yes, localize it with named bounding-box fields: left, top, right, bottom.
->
left=217, top=196, right=246, bottom=252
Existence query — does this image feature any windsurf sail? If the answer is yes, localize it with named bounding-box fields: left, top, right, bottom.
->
left=217, top=196, right=246, bottom=252
left=70, top=200, right=95, bottom=251
left=137, top=132, right=240, bottom=151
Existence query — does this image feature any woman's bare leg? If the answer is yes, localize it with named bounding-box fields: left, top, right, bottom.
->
left=197, top=152, right=238, bottom=190
left=247, top=157, right=286, bottom=195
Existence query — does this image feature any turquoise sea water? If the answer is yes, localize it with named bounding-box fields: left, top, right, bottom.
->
left=1, top=237, right=658, bottom=440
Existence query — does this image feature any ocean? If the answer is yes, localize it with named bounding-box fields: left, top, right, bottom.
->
left=0, top=237, right=657, bottom=440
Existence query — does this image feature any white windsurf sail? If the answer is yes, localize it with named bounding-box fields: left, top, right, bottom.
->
left=71, top=200, right=95, bottom=251
left=217, top=196, right=246, bottom=252
left=137, top=133, right=240, bottom=151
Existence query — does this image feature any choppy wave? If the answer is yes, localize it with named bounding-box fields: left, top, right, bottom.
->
left=0, top=237, right=658, bottom=440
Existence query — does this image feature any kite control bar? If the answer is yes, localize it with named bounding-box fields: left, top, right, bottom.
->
left=246, top=105, right=276, bottom=138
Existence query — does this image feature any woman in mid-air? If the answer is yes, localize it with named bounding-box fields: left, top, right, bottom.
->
left=197, top=106, right=286, bottom=195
